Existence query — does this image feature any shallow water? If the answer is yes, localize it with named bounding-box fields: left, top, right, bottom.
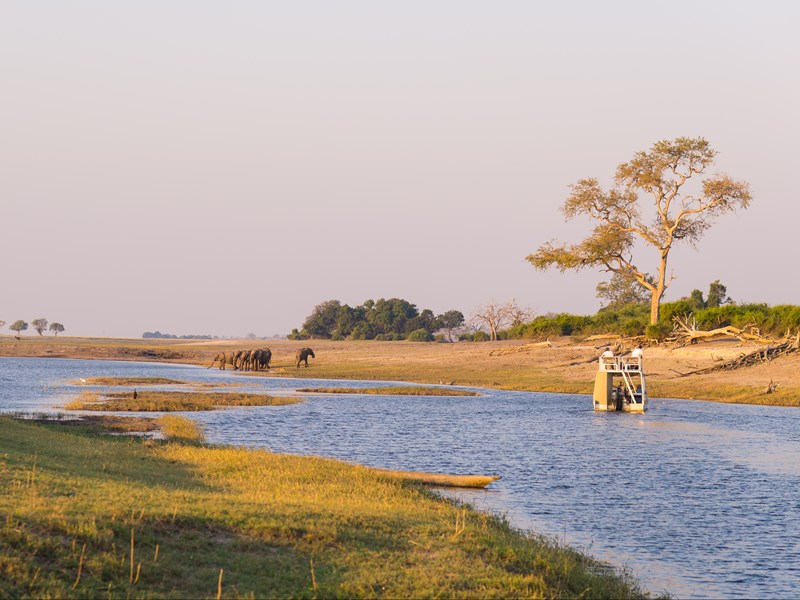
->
left=2, top=357, right=799, bottom=598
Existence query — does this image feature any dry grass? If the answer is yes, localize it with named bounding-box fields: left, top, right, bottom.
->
left=64, top=390, right=302, bottom=412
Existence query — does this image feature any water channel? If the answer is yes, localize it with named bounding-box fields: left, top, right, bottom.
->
left=2, top=357, right=799, bottom=598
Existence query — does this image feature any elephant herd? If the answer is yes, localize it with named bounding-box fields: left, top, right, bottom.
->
left=207, top=347, right=315, bottom=371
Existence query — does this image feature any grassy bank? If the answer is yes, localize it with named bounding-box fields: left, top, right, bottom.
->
left=64, top=390, right=301, bottom=412
left=0, top=416, right=646, bottom=598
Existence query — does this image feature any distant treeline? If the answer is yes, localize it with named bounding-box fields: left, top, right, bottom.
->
left=292, top=298, right=465, bottom=342
left=142, top=331, right=214, bottom=340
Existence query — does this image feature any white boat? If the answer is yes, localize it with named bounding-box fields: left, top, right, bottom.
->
left=593, top=355, right=647, bottom=413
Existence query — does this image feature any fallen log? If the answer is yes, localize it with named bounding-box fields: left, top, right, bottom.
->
left=489, top=341, right=551, bottom=356
left=679, top=342, right=798, bottom=376
left=672, top=316, right=780, bottom=346
left=372, top=468, right=501, bottom=488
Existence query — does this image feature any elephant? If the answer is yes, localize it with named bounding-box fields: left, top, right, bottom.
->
left=232, top=349, right=247, bottom=371
left=254, top=348, right=272, bottom=371
left=243, top=349, right=260, bottom=371
left=295, top=347, right=315, bottom=368
left=208, top=351, right=236, bottom=370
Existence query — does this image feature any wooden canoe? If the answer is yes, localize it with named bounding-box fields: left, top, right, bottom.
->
left=372, top=468, right=501, bottom=489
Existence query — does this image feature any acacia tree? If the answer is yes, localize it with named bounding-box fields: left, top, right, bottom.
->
left=527, top=137, right=751, bottom=324
left=49, top=322, right=65, bottom=336
left=10, top=320, right=28, bottom=338
left=31, top=318, right=49, bottom=335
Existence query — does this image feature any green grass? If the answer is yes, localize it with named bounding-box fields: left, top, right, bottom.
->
left=297, top=386, right=479, bottom=396
left=0, top=416, right=648, bottom=598
left=64, top=390, right=302, bottom=412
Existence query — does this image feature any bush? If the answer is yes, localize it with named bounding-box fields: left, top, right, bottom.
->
left=646, top=322, right=672, bottom=341
left=407, top=329, right=434, bottom=342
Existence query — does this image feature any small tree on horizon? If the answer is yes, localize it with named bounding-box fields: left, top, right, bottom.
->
left=31, top=318, right=49, bottom=336
left=49, top=322, right=65, bottom=336
left=435, top=310, right=465, bottom=342
left=10, top=320, right=28, bottom=338
left=527, top=137, right=752, bottom=324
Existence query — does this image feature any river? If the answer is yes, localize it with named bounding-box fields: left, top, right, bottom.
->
left=2, top=356, right=799, bottom=598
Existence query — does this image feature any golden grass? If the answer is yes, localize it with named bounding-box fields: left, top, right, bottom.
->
left=64, top=390, right=302, bottom=412
left=0, top=416, right=647, bottom=598
left=156, top=415, right=205, bottom=441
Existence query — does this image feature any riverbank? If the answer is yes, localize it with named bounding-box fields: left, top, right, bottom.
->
left=3, top=335, right=800, bottom=405
left=0, top=416, right=645, bottom=598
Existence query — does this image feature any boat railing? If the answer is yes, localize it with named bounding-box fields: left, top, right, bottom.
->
left=599, top=356, right=642, bottom=372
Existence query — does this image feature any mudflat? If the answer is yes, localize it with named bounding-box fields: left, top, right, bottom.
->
left=2, top=334, right=799, bottom=405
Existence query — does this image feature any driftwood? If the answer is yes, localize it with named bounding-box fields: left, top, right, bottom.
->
left=673, top=317, right=800, bottom=376
left=489, top=341, right=551, bottom=356
left=583, top=334, right=621, bottom=342
left=672, top=315, right=779, bottom=345
left=679, top=341, right=799, bottom=376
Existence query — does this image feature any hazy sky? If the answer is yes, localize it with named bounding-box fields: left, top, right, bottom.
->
left=2, top=2, right=798, bottom=338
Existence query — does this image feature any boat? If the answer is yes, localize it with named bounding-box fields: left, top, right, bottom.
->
left=593, top=354, right=647, bottom=413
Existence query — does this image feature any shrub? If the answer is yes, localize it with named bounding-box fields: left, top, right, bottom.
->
left=646, top=322, right=672, bottom=341
left=407, top=329, right=434, bottom=342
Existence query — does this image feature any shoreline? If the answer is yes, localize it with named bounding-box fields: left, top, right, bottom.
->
left=3, top=335, right=800, bottom=406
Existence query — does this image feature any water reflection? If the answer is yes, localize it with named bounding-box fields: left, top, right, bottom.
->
left=2, top=357, right=799, bottom=598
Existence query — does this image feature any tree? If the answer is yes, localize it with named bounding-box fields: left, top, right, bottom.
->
left=596, top=273, right=650, bottom=309
left=302, top=300, right=343, bottom=338
left=472, top=299, right=532, bottom=341
left=527, top=137, right=751, bottom=324
left=707, top=280, right=730, bottom=308
left=688, top=289, right=706, bottom=311
left=10, top=320, right=28, bottom=338
left=0, top=320, right=5, bottom=330
left=31, top=318, right=49, bottom=335
left=435, top=310, right=465, bottom=342
left=49, top=322, right=65, bottom=336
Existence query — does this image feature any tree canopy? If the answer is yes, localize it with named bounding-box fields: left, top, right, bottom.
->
left=9, top=320, right=28, bottom=337
left=297, top=298, right=464, bottom=341
left=31, top=318, right=49, bottom=335
left=527, top=137, right=751, bottom=324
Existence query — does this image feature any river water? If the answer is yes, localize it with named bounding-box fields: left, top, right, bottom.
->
left=2, top=357, right=799, bottom=598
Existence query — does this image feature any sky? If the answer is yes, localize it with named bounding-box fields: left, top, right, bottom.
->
left=2, top=1, right=798, bottom=338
